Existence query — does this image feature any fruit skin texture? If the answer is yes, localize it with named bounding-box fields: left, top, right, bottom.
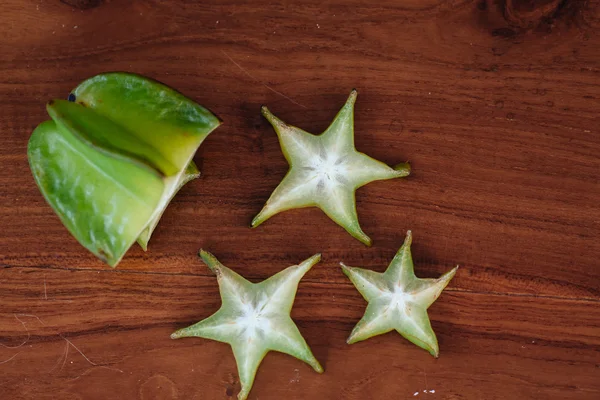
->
left=27, top=73, right=221, bottom=267
left=341, top=231, right=458, bottom=357
left=252, top=89, right=410, bottom=246
left=171, top=250, right=323, bottom=400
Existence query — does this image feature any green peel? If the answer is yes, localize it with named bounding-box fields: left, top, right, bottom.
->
left=28, top=73, right=221, bottom=266
left=341, top=231, right=458, bottom=357
left=28, top=120, right=164, bottom=265
left=252, top=89, right=410, bottom=245
left=171, top=251, right=323, bottom=400
left=72, top=72, right=220, bottom=172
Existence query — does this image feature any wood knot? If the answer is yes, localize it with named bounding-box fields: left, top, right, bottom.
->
left=503, top=0, right=582, bottom=29
left=60, top=0, right=103, bottom=10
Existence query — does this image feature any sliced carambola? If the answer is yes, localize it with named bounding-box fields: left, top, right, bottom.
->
left=28, top=120, right=164, bottom=265
left=70, top=72, right=221, bottom=249
left=252, top=89, right=410, bottom=246
left=71, top=72, right=219, bottom=173
left=171, top=251, right=323, bottom=400
left=28, top=73, right=221, bottom=266
left=341, top=231, right=458, bottom=357
left=46, top=99, right=178, bottom=176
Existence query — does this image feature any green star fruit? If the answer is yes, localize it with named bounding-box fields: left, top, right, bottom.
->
left=252, top=89, right=410, bottom=245
left=171, top=250, right=323, bottom=400
left=27, top=73, right=221, bottom=266
left=341, top=230, right=458, bottom=357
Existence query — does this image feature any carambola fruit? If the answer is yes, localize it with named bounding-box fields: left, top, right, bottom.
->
left=341, top=230, right=458, bottom=357
left=252, top=89, right=410, bottom=246
left=171, top=250, right=323, bottom=400
left=27, top=73, right=221, bottom=267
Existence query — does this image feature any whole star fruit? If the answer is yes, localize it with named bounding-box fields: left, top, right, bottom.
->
left=251, top=89, right=410, bottom=246
left=27, top=72, right=221, bottom=267
left=171, top=250, right=323, bottom=400
left=341, top=230, right=458, bottom=357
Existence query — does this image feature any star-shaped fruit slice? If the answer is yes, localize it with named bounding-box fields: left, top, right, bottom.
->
left=251, top=90, right=410, bottom=246
left=171, top=250, right=323, bottom=400
left=341, top=231, right=458, bottom=357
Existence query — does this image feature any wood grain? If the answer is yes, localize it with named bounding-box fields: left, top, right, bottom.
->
left=1, top=0, right=599, bottom=399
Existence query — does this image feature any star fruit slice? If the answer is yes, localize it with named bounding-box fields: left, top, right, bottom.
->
left=171, top=250, right=323, bottom=400
left=28, top=73, right=221, bottom=266
left=341, top=230, right=458, bottom=357
left=252, top=89, right=410, bottom=246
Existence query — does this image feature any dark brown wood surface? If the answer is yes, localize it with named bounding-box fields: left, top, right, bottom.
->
left=1, top=1, right=599, bottom=399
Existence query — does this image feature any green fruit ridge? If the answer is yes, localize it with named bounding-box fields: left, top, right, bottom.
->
left=341, top=230, right=458, bottom=357
left=27, top=73, right=221, bottom=267
left=252, top=89, right=410, bottom=245
left=171, top=250, right=323, bottom=400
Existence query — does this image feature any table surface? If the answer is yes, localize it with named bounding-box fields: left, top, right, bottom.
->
left=1, top=1, right=599, bottom=399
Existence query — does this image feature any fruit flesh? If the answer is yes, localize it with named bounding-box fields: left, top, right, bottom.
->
left=341, top=231, right=458, bottom=357
left=171, top=251, right=323, bottom=400
left=252, top=90, right=410, bottom=245
left=137, top=161, right=200, bottom=250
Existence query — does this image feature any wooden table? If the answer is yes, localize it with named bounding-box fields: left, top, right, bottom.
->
left=1, top=1, right=599, bottom=399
